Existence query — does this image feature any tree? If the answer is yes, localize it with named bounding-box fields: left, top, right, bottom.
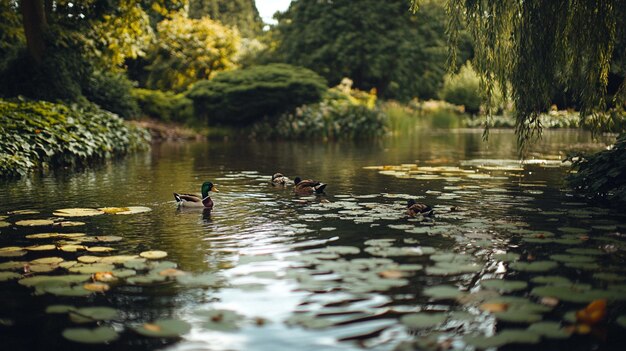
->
left=412, top=0, right=626, bottom=147
left=144, top=12, right=240, bottom=92
left=275, top=0, right=461, bottom=101
left=189, top=0, right=262, bottom=37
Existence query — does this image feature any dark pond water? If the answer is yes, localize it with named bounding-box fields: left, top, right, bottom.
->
left=1, top=127, right=625, bottom=351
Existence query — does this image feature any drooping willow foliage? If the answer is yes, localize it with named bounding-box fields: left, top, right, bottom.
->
left=412, top=0, right=626, bottom=150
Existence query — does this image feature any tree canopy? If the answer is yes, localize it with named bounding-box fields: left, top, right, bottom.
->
left=275, top=0, right=468, bottom=101
left=412, top=0, right=626, bottom=148
left=145, top=12, right=240, bottom=92
left=189, top=0, right=263, bottom=37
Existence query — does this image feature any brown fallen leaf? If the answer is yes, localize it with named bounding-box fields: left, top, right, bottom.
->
left=83, top=282, right=110, bottom=292
left=576, top=299, right=606, bottom=325
left=378, top=270, right=404, bottom=279
left=479, top=302, right=509, bottom=313
left=143, top=323, right=161, bottom=332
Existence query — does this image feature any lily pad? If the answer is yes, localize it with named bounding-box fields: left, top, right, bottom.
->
left=481, top=279, right=528, bottom=292
left=53, top=208, right=104, bottom=217
left=527, top=321, right=571, bottom=339
left=46, top=305, right=76, bottom=314
left=114, top=206, right=152, bottom=215
left=26, top=233, right=86, bottom=239
left=25, top=244, right=56, bottom=251
left=69, top=307, right=118, bottom=323
left=464, top=329, right=540, bottom=348
left=134, top=319, right=191, bottom=338
left=15, top=219, right=54, bottom=226
left=510, top=261, right=558, bottom=272
left=62, top=326, right=118, bottom=344
left=86, top=246, right=115, bottom=253
left=0, top=272, right=21, bottom=281
left=140, top=250, right=168, bottom=259
left=400, top=313, right=447, bottom=329
left=100, top=255, right=141, bottom=264
left=423, top=285, right=464, bottom=300
left=176, top=273, right=222, bottom=288
left=31, top=257, right=64, bottom=264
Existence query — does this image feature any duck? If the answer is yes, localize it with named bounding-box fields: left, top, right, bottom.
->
left=406, top=199, right=433, bottom=217
left=294, top=177, right=327, bottom=194
left=173, top=181, right=219, bottom=209
left=271, top=173, right=292, bottom=186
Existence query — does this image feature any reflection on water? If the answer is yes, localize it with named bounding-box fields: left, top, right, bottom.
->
left=1, top=128, right=624, bottom=351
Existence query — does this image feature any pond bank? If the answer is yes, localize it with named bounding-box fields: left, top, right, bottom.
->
left=0, top=99, right=150, bottom=178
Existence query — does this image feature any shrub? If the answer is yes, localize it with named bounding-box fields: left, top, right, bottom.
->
left=131, top=88, right=193, bottom=124
left=438, top=61, right=482, bottom=114
left=568, top=133, right=626, bottom=204
left=83, top=71, right=139, bottom=119
left=187, top=64, right=327, bottom=126
left=250, top=81, right=386, bottom=140
left=0, top=99, right=150, bottom=178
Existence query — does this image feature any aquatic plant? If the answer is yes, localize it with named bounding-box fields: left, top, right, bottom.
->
left=0, top=99, right=150, bottom=178
left=568, top=133, right=626, bottom=203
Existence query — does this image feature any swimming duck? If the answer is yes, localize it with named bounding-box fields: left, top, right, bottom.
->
left=173, top=181, right=219, bottom=209
left=294, top=177, right=327, bottom=194
left=406, top=199, right=433, bottom=217
left=271, top=173, right=292, bottom=186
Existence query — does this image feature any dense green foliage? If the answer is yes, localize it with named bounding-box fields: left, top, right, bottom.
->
left=413, top=0, right=626, bottom=147
left=145, top=12, right=241, bottom=92
left=438, top=62, right=481, bottom=114
left=187, top=64, right=327, bottom=125
left=276, top=0, right=461, bottom=101
left=251, top=82, right=385, bottom=140
left=568, top=134, right=626, bottom=203
left=83, top=71, right=139, bottom=119
left=189, top=0, right=263, bottom=37
left=0, top=99, right=150, bottom=178
left=132, top=88, right=193, bottom=123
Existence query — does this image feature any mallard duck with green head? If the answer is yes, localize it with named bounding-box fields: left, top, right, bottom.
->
left=406, top=199, right=433, bottom=217
left=294, top=177, right=327, bottom=194
left=174, top=181, right=219, bottom=209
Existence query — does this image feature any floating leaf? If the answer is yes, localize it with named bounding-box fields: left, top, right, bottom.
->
left=59, top=244, right=86, bottom=252
left=46, top=305, right=75, bottom=314
left=134, top=319, right=191, bottom=338
left=53, top=221, right=85, bottom=227
left=87, top=235, right=123, bottom=242
left=423, top=285, right=464, bottom=300
left=62, top=326, right=118, bottom=344
left=400, top=313, right=447, bottom=329
left=98, top=207, right=130, bottom=214
left=140, top=250, right=168, bottom=259
left=464, top=329, right=540, bottom=348
left=510, top=261, right=558, bottom=272
left=100, top=255, right=140, bottom=264
left=114, top=206, right=152, bottom=215
left=77, top=256, right=101, bottom=264
left=26, top=233, right=86, bottom=239
left=176, top=273, right=221, bottom=288
left=31, top=257, right=64, bottom=264
left=69, top=263, right=115, bottom=274
left=481, top=279, right=528, bottom=292
left=0, top=261, right=26, bottom=270
left=0, top=221, right=10, bottom=228
left=53, top=208, right=104, bottom=217
left=576, top=299, right=606, bottom=325
left=86, top=246, right=115, bottom=253
left=0, top=272, right=21, bottom=281
left=25, top=244, right=56, bottom=251
left=15, top=219, right=54, bottom=226
left=69, top=307, right=117, bottom=323
left=8, top=210, right=39, bottom=215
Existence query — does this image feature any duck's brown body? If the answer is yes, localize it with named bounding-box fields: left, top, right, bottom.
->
left=174, top=181, right=218, bottom=209
left=406, top=200, right=433, bottom=217
left=294, top=177, right=327, bottom=194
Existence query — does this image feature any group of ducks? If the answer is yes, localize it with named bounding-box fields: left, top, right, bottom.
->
left=173, top=173, right=433, bottom=217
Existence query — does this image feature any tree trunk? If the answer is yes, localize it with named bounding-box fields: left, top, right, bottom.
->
left=21, top=0, right=47, bottom=64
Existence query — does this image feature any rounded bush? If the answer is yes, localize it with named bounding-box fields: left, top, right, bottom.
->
left=438, top=61, right=482, bottom=114
left=187, top=64, right=327, bottom=125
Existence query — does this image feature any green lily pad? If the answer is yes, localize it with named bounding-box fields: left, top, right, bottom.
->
left=530, top=275, right=572, bottom=285
left=464, top=329, right=540, bottom=348
left=8, top=210, right=39, bottom=215
left=30, top=257, right=64, bottom=264
left=549, top=254, right=595, bottom=263
left=593, top=273, right=626, bottom=282
left=134, top=318, right=191, bottom=337
left=565, top=248, right=604, bottom=256
left=494, top=309, right=543, bottom=323
left=481, top=279, right=528, bottom=292
left=423, top=285, right=464, bottom=300
left=53, top=221, right=86, bottom=227
left=176, top=273, right=222, bottom=287
left=139, top=250, right=168, bottom=259
left=86, top=235, right=123, bottom=242
left=45, top=285, right=92, bottom=297
left=530, top=285, right=616, bottom=303
left=510, top=261, right=558, bottom=272
left=0, top=272, right=21, bottom=281
left=25, top=244, right=57, bottom=251
left=15, top=219, right=54, bottom=226
left=100, top=255, right=141, bottom=264
left=62, top=326, right=118, bottom=344
left=0, top=221, right=10, bottom=228
left=46, top=305, right=76, bottom=314
left=26, top=232, right=86, bottom=239
left=400, top=313, right=447, bottom=329
left=68, top=263, right=115, bottom=274
left=0, top=261, right=26, bottom=270
left=321, top=246, right=361, bottom=255
left=126, top=273, right=167, bottom=285
left=70, top=307, right=118, bottom=323
left=53, top=208, right=104, bottom=217
left=527, top=321, right=571, bottom=339
left=426, top=261, right=482, bottom=275
left=113, top=206, right=152, bottom=215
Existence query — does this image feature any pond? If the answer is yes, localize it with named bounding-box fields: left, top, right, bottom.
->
left=1, top=126, right=625, bottom=351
